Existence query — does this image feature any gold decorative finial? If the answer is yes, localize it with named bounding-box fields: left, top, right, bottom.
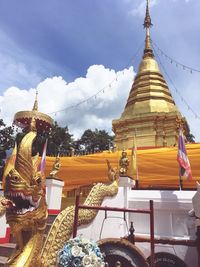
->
left=32, top=89, right=38, bottom=111
left=14, top=88, right=53, bottom=132
left=143, top=0, right=154, bottom=58
left=30, top=117, right=37, bottom=132
left=143, top=0, right=152, bottom=29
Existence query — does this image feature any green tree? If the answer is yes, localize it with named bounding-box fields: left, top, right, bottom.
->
left=79, top=128, right=114, bottom=153
left=47, top=122, right=73, bottom=156
left=186, top=133, right=195, bottom=143
left=0, top=119, right=14, bottom=180
left=79, top=129, right=96, bottom=153
left=183, top=118, right=195, bottom=143
left=0, top=119, right=14, bottom=153
left=15, top=121, right=73, bottom=156
left=94, top=129, right=114, bottom=151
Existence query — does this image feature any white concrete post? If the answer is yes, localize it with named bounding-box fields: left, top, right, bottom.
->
left=0, top=189, right=10, bottom=242
left=45, top=178, right=64, bottom=211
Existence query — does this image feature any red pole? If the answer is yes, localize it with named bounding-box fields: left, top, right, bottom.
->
left=78, top=204, right=151, bottom=214
left=150, top=200, right=155, bottom=267
left=196, top=226, right=200, bottom=267
left=73, top=194, right=80, bottom=238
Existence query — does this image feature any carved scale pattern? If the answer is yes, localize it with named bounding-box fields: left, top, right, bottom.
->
left=40, top=180, right=118, bottom=266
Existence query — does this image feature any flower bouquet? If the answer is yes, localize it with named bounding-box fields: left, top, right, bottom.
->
left=57, top=236, right=105, bottom=267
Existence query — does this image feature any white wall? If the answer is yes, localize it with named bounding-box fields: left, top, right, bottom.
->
left=77, top=178, right=198, bottom=267
left=0, top=189, right=9, bottom=241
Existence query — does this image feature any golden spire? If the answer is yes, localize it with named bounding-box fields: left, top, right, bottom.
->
left=32, top=89, right=38, bottom=111
left=143, top=0, right=153, bottom=58
left=112, top=0, right=189, bottom=149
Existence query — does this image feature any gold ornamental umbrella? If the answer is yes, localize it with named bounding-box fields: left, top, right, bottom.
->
left=13, top=91, right=53, bottom=132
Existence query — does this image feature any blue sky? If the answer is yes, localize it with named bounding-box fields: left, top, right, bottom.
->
left=0, top=0, right=200, bottom=141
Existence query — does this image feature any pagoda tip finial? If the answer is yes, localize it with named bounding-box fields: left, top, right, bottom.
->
left=143, top=0, right=152, bottom=29
left=143, top=0, right=154, bottom=58
left=32, top=89, right=38, bottom=111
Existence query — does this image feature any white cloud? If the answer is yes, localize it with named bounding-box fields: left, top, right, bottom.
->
left=128, top=0, right=191, bottom=17
left=129, top=0, right=158, bottom=17
left=0, top=63, right=200, bottom=142
left=0, top=65, right=134, bottom=139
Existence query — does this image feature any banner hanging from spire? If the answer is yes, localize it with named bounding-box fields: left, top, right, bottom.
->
left=177, top=129, right=192, bottom=181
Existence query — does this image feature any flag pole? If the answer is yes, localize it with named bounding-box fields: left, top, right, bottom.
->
left=134, top=131, right=139, bottom=189
left=178, top=129, right=183, bottom=191
left=179, top=172, right=183, bottom=191
left=177, top=126, right=192, bottom=190
left=40, top=139, right=48, bottom=174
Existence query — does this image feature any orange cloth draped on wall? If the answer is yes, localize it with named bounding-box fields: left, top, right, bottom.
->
left=45, top=144, right=200, bottom=192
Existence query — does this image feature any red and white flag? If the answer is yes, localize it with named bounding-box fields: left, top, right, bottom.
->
left=39, top=139, right=48, bottom=174
left=177, top=129, right=192, bottom=181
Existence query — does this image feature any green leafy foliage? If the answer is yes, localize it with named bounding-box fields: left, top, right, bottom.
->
left=186, top=133, right=195, bottom=143
left=0, top=119, right=14, bottom=155
left=15, top=121, right=73, bottom=156
left=78, top=128, right=114, bottom=153
left=47, top=121, right=73, bottom=156
left=1, top=119, right=114, bottom=160
left=0, top=119, right=15, bottom=180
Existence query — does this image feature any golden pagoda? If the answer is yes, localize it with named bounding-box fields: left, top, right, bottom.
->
left=112, top=0, right=188, bottom=149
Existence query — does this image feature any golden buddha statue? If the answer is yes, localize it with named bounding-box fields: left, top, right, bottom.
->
left=49, top=155, right=61, bottom=178
left=119, top=149, right=129, bottom=175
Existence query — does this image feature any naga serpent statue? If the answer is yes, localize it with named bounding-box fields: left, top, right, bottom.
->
left=0, top=124, right=119, bottom=267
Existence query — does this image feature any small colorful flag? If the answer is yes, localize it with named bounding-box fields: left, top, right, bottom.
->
left=40, top=139, right=48, bottom=174
left=177, top=129, right=192, bottom=181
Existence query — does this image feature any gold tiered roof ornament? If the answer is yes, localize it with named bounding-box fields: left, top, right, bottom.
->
left=112, top=0, right=189, bottom=149
left=14, top=90, right=53, bottom=132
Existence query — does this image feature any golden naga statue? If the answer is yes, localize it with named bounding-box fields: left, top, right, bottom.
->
left=119, top=149, right=129, bottom=175
left=2, top=126, right=48, bottom=266
left=0, top=128, right=119, bottom=266
left=49, top=155, right=61, bottom=178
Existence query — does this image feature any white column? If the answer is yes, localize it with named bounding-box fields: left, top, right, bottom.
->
left=45, top=178, right=64, bottom=211
left=0, top=189, right=10, bottom=242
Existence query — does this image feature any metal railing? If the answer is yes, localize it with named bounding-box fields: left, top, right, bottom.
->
left=73, top=195, right=155, bottom=267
